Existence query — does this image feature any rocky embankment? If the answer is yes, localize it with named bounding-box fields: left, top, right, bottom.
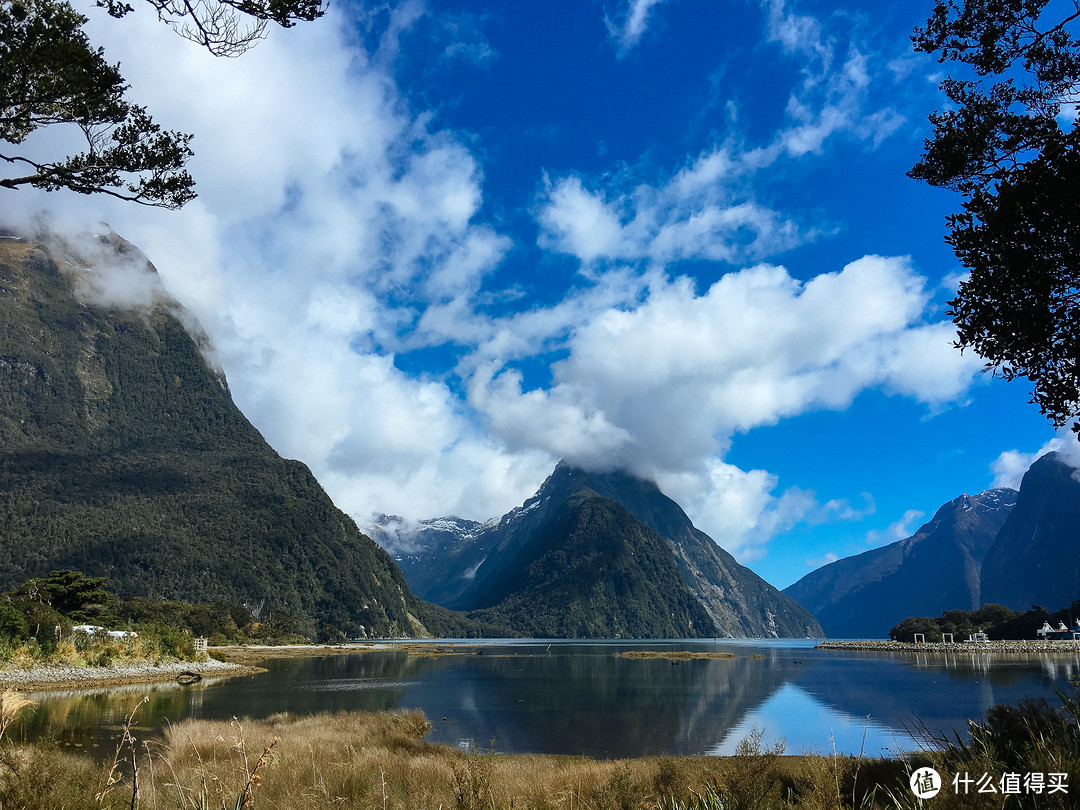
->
left=0, top=657, right=263, bottom=691
left=818, top=639, right=1080, bottom=654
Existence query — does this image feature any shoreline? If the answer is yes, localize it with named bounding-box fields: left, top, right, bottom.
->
left=818, top=638, right=1080, bottom=653
left=209, top=642, right=384, bottom=665
left=0, top=657, right=265, bottom=692
left=209, top=641, right=503, bottom=665
left=11, top=636, right=1075, bottom=691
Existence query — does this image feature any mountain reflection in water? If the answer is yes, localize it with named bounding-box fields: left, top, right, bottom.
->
left=13, top=640, right=1080, bottom=760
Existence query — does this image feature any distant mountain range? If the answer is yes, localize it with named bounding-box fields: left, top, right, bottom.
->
left=10, top=227, right=1074, bottom=644
left=782, top=488, right=1016, bottom=638
left=0, top=228, right=818, bottom=641
left=783, top=452, right=1080, bottom=638
left=0, top=230, right=472, bottom=639
left=374, top=462, right=823, bottom=638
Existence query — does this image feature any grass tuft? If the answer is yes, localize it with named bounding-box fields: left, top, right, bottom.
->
left=24, top=689, right=1080, bottom=809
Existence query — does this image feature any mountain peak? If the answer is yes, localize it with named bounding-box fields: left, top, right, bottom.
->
left=386, top=460, right=822, bottom=638
left=784, top=483, right=1019, bottom=638
left=0, top=232, right=447, bottom=639
left=981, top=450, right=1080, bottom=610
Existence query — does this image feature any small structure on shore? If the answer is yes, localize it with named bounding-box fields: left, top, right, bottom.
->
left=71, top=625, right=138, bottom=639
left=1037, top=620, right=1080, bottom=640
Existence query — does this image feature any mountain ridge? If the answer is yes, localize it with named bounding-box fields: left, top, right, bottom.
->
left=376, top=460, right=823, bottom=638
left=980, top=451, right=1080, bottom=611
left=466, top=488, right=719, bottom=637
left=781, top=453, right=1080, bottom=639
left=782, top=487, right=1018, bottom=638
left=0, top=230, right=475, bottom=639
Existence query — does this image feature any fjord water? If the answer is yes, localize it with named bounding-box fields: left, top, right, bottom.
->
left=16, top=640, right=1080, bottom=759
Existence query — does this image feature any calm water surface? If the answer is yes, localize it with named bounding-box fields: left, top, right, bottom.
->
left=14, top=639, right=1080, bottom=759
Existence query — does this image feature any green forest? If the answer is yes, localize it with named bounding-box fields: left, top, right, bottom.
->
left=889, top=600, right=1080, bottom=642
left=0, top=237, right=496, bottom=641
left=0, top=569, right=274, bottom=662
left=469, top=492, right=718, bottom=638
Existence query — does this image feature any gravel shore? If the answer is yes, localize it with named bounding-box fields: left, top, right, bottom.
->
left=0, top=657, right=264, bottom=691
left=818, top=639, right=1080, bottom=654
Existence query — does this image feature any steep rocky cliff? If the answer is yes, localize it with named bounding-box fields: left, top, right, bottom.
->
left=0, top=230, right=460, bottom=638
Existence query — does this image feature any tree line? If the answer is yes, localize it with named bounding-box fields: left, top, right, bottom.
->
left=0, top=568, right=318, bottom=658
left=890, top=599, right=1080, bottom=642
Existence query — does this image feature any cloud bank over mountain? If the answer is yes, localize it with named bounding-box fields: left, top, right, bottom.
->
left=1, top=0, right=1053, bottom=585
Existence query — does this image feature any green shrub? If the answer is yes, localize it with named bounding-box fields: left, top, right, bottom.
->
left=915, top=687, right=1080, bottom=810
left=0, top=606, right=28, bottom=642
left=0, top=743, right=100, bottom=810
left=155, top=625, right=196, bottom=659
left=722, top=727, right=788, bottom=810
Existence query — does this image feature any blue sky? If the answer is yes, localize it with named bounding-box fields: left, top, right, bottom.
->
left=4, top=0, right=1074, bottom=589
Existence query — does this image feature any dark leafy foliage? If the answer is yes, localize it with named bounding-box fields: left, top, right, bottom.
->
left=911, top=0, right=1080, bottom=194
left=21, top=569, right=111, bottom=622
left=0, top=0, right=196, bottom=208
left=96, top=0, right=325, bottom=56
left=911, top=0, right=1080, bottom=434
left=925, top=687, right=1080, bottom=810
left=0, top=0, right=325, bottom=207
left=946, top=131, right=1080, bottom=432
left=0, top=569, right=315, bottom=648
left=889, top=599, right=1080, bottom=641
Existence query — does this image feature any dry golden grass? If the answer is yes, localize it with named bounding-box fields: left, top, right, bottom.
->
left=0, top=690, right=34, bottom=742
left=0, top=702, right=915, bottom=809
left=5, top=643, right=44, bottom=669
left=5, top=633, right=202, bottom=672
left=155, top=710, right=637, bottom=809
left=133, top=711, right=907, bottom=809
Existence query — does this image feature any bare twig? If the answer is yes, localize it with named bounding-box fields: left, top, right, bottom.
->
left=96, top=697, right=149, bottom=809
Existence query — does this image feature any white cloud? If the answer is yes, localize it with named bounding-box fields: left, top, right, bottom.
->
left=0, top=3, right=547, bottom=525
left=765, top=0, right=904, bottom=153
left=806, top=551, right=839, bottom=568
left=654, top=461, right=872, bottom=562
left=536, top=156, right=810, bottom=266
left=534, top=256, right=969, bottom=454
left=879, top=322, right=983, bottom=403
left=0, top=0, right=984, bottom=569
left=605, top=0, right=668, bottom=54
left=540, top=2, right=905, bottom=269
left=991, top=450, right=1039, bottom=491
left=433, top=6, right=499, bottom=67
left=460, top=255, right=978, bottom=557
left=535, top=176, right=626, bottom=264
left=33, top=224, right=170, bottom=311
left=762, top=0, right=826, bottom=58
left=991, top=428, right=1080, bottom=489
left=865, top=508, right=925, bottom=548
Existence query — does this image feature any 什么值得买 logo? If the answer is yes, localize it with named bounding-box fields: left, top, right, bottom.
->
left=910, top=767, right=942, bottom=799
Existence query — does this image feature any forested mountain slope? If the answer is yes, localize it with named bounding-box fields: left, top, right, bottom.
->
left=0, top=230, right=466, bottom=639
left=377, top=462, right=822, bottom=638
